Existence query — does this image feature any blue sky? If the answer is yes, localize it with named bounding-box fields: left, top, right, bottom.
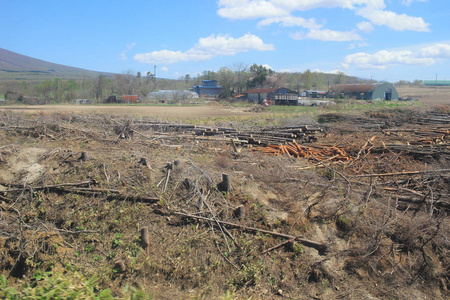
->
left=1, top=0, right=449, bottom=82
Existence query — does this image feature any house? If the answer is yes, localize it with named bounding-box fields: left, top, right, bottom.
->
left=245, top=87, right=298, bottom=105
left=329, top=83, right=399, bottom=100
left=192, top=80, right=222, bottom=97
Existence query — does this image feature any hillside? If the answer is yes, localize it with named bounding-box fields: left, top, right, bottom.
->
left=0, top=48, right=116, bottom=80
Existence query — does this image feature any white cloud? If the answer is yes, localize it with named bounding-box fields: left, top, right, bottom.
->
left=161, top=67, right=168, bottom=72
left=258, top=16, right=322, bottom=29
left=348, top=42, right=370, bottom=49
left=356, top=8, right=430, bottom=32
left=312, top=69, right=346, bottom=74
left=418, top=43, right=450, bottom=59
left=343, top=42, right=450, bottom=69
left=262, top=64, right=274, bottom=70
left=134, top=33, right=274, bottom=64
left=218, top=0, right=356, bottom=17
left=217, top=0, right=288, bottom=20
left=402, top=0, right=427, bottom=6
left=119, top=43, right=136, bottom=60
left=356, top=22, right=374, bottom=33
left=291, top=29, right=362, bottom=42
left=217, top=0, right=430, bottom=32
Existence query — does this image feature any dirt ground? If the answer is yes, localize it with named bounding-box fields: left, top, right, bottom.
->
left=0, top=104, right=255, bottom=119
left=396, top=86, right=450, bottom=105
left=0, top=102, right=449, bottom=299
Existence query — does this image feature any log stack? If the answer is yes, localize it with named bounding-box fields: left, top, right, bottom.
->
left=131, top=120, right=324, bottom=146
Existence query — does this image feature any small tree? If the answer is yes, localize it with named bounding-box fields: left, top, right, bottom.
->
left=333, top=71, right=346, bottom=85
left=92, top=75, right=105, bottom=100
left=247, top=64, right=274, bottom=89
left=217, top=67, right=236, bottom=98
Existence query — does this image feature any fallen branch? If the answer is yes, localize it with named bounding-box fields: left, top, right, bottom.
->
left=0, top=180, right=93, bottom=193
left=262, top=238, right=295, bottom=254
left=396, top=197, right=450, bottom=210
left=0, top=184, right=160, bottom=204
left=55, top=228, right=100, bottom=234
left=172, top=211, right=329, bottom=255
left=354, top=169, right=450, bottom=178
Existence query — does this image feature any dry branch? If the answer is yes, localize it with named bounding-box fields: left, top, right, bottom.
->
left=354, top=169, right=450, bottom=178
left=172, top=211, right=329, bottom=254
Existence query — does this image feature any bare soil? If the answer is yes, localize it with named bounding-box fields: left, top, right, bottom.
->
left=0, top=104, right=255, bottom=119
left=396, top=86, right=450, bottom=106
left=0, top=105, right=448, bottom=299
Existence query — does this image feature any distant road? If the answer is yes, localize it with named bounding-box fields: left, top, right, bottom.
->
left=0, top=104, right=255, bottom=119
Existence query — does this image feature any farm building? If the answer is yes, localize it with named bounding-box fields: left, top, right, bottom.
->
left=122, top=95, right=140, bottom=103
left=192, top=80, right=222, bottom=97
left=244, top=87, right=298, bottom=105
left=424, top=80, right=450, bottom=87
left=301, top=90, right=328, bottom=98
left=329, top=83, right=398, bottom=100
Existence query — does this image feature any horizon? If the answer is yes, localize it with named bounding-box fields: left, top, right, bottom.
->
left=1, top=1, right=449, bottom=83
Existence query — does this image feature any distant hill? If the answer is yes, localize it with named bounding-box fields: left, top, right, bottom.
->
left=0, top=48, right=116, bottom=80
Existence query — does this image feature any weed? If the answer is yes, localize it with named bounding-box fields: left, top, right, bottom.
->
left=113, top=233, right=123, bottom=248
left=0, top=271, right=113, bottom=299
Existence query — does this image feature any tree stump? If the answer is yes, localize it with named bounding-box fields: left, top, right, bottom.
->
left=114, top=260, right=126, bottom=273
left=218, top=173, right=231, bottom=192
left=139, top=157, right=149, bottom=166
left=79, top=152, right=88, bottom=162
left=285, top=240, right=295, bottom=252
left=140, top=227, right=150, bottom=250
left=234, top=205, right=245, bottom=220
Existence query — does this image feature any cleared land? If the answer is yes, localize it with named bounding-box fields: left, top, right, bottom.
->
left=0, top=98, right=449, bottom=299
left=396, top=86, right=450, bottom=105
left=0, top=104, right=256, bottom=119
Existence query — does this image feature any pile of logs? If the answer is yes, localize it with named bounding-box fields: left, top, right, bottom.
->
left=419, top=113, right=450, bottom=125
left=132, top=121, right=324, bottom=146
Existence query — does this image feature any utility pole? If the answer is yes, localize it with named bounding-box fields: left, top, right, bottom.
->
left=154, top=65, right=157, bottom=81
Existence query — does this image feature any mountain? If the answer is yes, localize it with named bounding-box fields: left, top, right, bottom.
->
left=0, top=48, right=116, bottom=80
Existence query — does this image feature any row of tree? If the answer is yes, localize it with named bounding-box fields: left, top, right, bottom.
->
left=1, top=63, right=378, bottom=104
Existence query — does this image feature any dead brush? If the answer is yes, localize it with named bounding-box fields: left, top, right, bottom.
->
left=113, top=119, right=134, bottom=139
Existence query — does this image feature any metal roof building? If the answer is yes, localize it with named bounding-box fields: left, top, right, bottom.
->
left=244, top=87, right=298, bottom=105
left=424, top=80, right=450, bottom=87
left=192, top=80, right=222, bottom=97
left=329, top=83, right=399, bottom=100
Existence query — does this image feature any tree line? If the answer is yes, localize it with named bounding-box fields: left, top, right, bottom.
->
left=1, top=63, right=377, bottom=104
